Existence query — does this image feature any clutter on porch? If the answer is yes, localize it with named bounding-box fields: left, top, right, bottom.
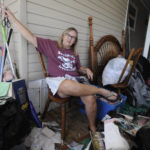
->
left=1, top=57, right=150, bottom=150
left=0, top=3, right=150, bottom=150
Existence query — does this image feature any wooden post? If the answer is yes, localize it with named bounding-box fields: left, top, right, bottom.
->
left=122, top=30, right=126, bottom=57
left=88, top=16, right=94, bottom=71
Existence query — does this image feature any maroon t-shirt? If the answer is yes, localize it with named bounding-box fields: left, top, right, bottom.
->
left=36, top=37, right=81, bottom=77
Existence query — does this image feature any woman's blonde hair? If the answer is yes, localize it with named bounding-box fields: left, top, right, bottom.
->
left=57, top=27, right=78, bottom=55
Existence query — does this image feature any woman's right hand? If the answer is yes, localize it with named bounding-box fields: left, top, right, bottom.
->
left=0, top=3, right=37, bottom=47
left=1, top=4, right=16, bottom=24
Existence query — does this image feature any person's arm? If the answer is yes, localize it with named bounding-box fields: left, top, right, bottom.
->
left=79, top=66, right=93, bottom=81
left=2, top=6, right=37, bottom=47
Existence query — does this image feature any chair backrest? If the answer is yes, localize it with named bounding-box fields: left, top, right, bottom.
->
left=117, top=48, right=135, bottom=84
left=110, top=47, right=143, bottom=93
left=117, top=47, right=143, bottom=85
left=95, top=35, right=122, bottom=71
left=89, top=16, right=124, bottom=82
left=37, top=51, right=48, bottom=78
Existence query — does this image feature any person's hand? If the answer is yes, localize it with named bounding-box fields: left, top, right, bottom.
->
left=86, top=68, right=93, bottom=81
left=1, top=3, right=16, bottom=23
left=79, top=66, right=93, bottom=81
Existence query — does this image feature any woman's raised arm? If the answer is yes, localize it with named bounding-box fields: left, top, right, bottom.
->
left=2, top=6, right=37, bottom=47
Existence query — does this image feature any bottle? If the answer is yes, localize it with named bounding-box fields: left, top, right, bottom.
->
left=90, top=131, right=105, bottom=150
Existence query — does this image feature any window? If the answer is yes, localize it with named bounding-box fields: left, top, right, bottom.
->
left=128, top=2, right=138, bottom=31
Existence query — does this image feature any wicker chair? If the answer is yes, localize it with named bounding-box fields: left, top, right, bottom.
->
left=88, top=16, right=143, bottom=93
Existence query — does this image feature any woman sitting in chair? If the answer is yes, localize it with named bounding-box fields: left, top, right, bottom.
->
left=3, top=6, right=118, bottom=132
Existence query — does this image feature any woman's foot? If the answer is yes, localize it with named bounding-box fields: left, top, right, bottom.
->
left=97, top=89, right=119, bottom=103
left=88, top=125, right=96, bottom=132
left=101, top=88, right=117, bottom=99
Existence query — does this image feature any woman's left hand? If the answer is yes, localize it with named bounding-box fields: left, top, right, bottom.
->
left=79, top=67, right=93, bottom=81
left=85, top=68, right=93, bottom=81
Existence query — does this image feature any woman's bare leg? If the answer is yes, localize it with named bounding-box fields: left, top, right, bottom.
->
left=57, top=79, right=117, bottom=99
left=57, top=79, right=117, bottom=132
left=80, top=95, right=97, bottom=132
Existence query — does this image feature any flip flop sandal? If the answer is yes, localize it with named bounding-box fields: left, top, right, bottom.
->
left=96, top=94, right=122, bottom=103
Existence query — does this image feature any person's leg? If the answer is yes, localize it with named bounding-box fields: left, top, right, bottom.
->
left=57, top=79, right=117, bottom=99
left=80, top=95, right=97, bottom=132
left=57, top=79, right=117, bottom=132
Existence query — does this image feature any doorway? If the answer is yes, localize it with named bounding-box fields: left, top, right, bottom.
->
left=126, top=0, right=150, bottom=59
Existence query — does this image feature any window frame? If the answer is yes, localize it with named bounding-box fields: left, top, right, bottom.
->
left=128, top=2, right=138, bottom=31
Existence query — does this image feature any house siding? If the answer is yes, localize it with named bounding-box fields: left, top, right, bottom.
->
left=4, top=0, right=128, bottom=81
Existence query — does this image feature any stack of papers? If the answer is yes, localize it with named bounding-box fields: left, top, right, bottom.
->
left=0, top=82, right=13, bottom=100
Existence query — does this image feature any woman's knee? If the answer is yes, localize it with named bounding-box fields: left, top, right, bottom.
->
left=58, top=79, right=72, bottom=92
left=59, top=79, right=76, bottom=89
left=81, top=95, right=96, bottom=105
left=58, top=79, right=79, bottom=96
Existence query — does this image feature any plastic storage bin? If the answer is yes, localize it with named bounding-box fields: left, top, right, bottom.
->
left=79, top=94, right=127, bottom=120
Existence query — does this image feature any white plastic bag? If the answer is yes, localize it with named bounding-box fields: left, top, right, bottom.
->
left=104, top=119, right=130, bottom=150
left=102, top=57, right=130, bottom=86
left=25, top=127, right=61, bottom=150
